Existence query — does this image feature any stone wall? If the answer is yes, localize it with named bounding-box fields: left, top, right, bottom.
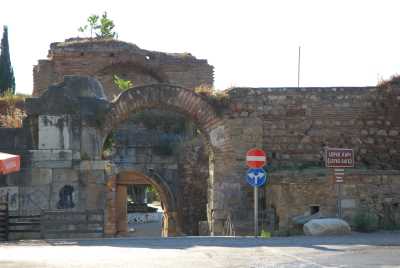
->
left=3, top=75, right=399, bottom=236
left=2, top=36, right=400, bottom=237
left=33, top=38, right=214, bottom=100
left=178, top=137, right=209, bottom=235
left=226, top=86, right=400, bottom=170
left=267, top=170, right=400, bottom=231
left=222, top=85, right=400, bottom=232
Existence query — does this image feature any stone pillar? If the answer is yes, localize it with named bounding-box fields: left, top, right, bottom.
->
left=104, top=175, right=117, bottom=236
left=162, top=211, right=180, bottom=237
left=208, top=117, right=264, bottom=236
left=116, top=185, right=128, bottom=234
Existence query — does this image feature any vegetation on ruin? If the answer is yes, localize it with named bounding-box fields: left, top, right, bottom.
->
left=194, top=85, right=230, bottom=115
left=0, top=90, right=27, bottom=128
left=0, top=90, right=26, bottom=105
left=260, top=230, right=271, bottom=238
left=78, top=12, right=117, bottom=39
left=113, top=75, right=133, bottom=91
left=377, top=74, right=400, bottom=89
left=0, top=26, right=15, bottom=95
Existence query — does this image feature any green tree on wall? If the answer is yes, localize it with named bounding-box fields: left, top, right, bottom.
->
left=78, top=12, right=117, bottom=39
left=78, top=15, right=99, bottom=38
left=98, top=12, right=116, bottom=38
left=0, top=26, right=15, bottom=95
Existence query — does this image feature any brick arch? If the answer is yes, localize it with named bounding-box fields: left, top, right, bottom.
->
left=106, top=170, right=181, bottom=237
left=101, top=84, right=233, bottom=236
left=101, top=84, right=227, bottom=152
left=117, top=170, right=177, bottom=212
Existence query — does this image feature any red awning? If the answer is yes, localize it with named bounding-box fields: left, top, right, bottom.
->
left=0, top=152, right=20, bottom=175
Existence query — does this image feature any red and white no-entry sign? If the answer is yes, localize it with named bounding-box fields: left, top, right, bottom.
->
left=246, top=148, right=266, bottom=168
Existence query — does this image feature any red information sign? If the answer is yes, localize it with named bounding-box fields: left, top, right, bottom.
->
left=246, top=148, right=266, bottom=168
left=325, top=148, right=354, bottom=168
left=0, top=152, right=20, bottom=175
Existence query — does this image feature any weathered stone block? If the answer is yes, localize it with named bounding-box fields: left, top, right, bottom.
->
left=32, top=161, right=72, bottom=169
left=81, top=127, right=103, bottom=160
left=31, top=168, right=52, bottom=185
left=30, top=150, right=73, bottom=168
left=30, top=150, right=72, bottom=161
left=53, top=169, right=79, bottom=183
left=79, top=170, right=105, bottom=185
left=38, top=115, right=72, bottom=149
left=86, top=184, right=105, bottom=209
left=341, top=199, right=356, bottom=209
left=19, top=185, right=51, bottom=213
left=79, top=160, right=108, bottom=170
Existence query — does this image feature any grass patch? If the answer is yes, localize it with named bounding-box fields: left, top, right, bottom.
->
left=260, top=230, right=271, bottom=238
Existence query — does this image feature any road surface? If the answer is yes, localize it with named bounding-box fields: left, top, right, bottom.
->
left=0, top=232, right=399, bottom=267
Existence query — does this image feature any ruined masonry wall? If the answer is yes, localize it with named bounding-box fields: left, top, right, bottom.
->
left=33, top=39, right=214, bottom=100
left=227, top=87, right=400, bottom=170
left=224, top=86, right=400, bottom=231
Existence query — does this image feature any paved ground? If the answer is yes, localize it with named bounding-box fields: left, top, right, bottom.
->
left=0, top=232, right=400, bottom=268
left=127, top=203, right=163, bottom=237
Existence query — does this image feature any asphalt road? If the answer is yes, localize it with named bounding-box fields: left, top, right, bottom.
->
left=0, top=232, right=400, bottom=268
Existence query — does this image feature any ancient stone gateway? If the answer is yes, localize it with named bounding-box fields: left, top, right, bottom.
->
left=1, top=38, right=400, bottom=239
left=21, top=76, right=237, bottom=237
left=99, top=83, right=234, bottom=236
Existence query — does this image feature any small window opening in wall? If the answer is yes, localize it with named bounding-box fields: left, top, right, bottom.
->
left=145, top=55, right=150, bottom=60
left=310, top=205, right=320, bottom=215
left=110, top=53, right=114, bottom=57
left=80, top=52, right=84, bottom=56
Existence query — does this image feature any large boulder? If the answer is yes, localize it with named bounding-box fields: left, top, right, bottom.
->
left=303, top=218, right=351, bottom=236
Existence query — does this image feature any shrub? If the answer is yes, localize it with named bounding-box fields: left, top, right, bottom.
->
left=113, top=75, right=132, bottom=91
left=0, top=90, right=27, bottom=128
left=260, top=230, right=271, bottom=238
left=194, top=85, right=230, bottom=116
left=377, top=74, right=400, bottom=89
left=352, top=210, right=379, bottom=232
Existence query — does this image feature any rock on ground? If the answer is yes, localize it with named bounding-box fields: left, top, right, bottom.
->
left=303, top=218, right=351, bottom=236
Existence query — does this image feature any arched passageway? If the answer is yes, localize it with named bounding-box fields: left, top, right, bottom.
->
left=107, top=170, right=179, bottom=236
left=102, top=84, right=234, bottom=236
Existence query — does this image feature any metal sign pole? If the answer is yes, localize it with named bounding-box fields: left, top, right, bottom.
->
left=334, top=168, right=344, bottom=218
left=338, top=182, right=342, bottom=218
left=254, top=186, right=258, bottom=237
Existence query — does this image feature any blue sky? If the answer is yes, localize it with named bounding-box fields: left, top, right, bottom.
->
left=1, top=0, right=400, bottom=94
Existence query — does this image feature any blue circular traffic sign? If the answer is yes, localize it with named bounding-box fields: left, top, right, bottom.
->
left=246, top=168, right=268, bottom=187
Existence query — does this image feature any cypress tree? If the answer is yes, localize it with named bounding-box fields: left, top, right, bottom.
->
left=0, top=26, right=15, bottom=95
